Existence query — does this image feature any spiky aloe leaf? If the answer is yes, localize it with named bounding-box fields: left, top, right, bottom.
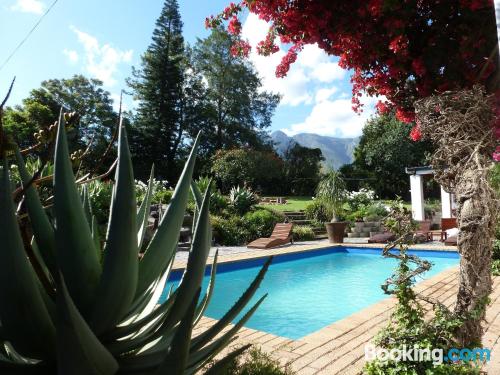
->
left=137, top=165, right=155, bottom=249
left=136, top=133, right=201, bottom=299
left=106, top=183, right=211, bottom=356
left=187, top=295, right=267, bottom=373
left=101, top=290, right=176, bottom=343
left=0, top=159, right=56, bottom=359
left=159, top=180, right=212, bottom=332
left=14, top=148, right=57, bottom=276
left=153, top=288, right=200, bottom=375
left=91, top=215, right=101, bottom=262
left=193, top=250, right=218, bottom=326
left=53, top=110, right=101, bottom=316
left=203, top=344, right=250, bottom=375
left=90, top=123, right=139, bottom=335
left=56, top=275, right=118, bottom=375
left=190, top=257, right=273, bottom=351
left=81, top=185, right=92, bottom=227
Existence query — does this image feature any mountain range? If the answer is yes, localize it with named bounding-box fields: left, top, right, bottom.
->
left=270, top=130, right=360, bottom=170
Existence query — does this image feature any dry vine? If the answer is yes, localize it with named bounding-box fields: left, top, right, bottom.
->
left=414, top=85, right=499, bottom=345
left=414, top=85, right=496, bottom=191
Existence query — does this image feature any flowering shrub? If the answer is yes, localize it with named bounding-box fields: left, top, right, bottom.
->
left=208, top=0, right=499, bottom=143
left=135, top=178, right=172, bottom=205
left=345, top=188, right=376, bottom=211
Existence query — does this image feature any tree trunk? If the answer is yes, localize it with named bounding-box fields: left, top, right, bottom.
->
left=414, top=86, right=498, bottom=348
left=454, top=168, right=496, bottom=346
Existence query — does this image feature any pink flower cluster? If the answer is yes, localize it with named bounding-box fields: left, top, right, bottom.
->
left=230, top=39, right=251, bottom=57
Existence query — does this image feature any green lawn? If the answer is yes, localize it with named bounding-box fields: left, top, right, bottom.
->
left=257, top=196, right=313, bottom=212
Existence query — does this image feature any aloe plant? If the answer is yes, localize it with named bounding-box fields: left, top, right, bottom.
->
left=229, top=186, right=258, bottom=215
left=0, top=111, right=271, bottom=374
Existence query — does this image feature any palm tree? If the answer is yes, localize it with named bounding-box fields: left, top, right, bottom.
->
left=316, top=170, right=347, bottom=222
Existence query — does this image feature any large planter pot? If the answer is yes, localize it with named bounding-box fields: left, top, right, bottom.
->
left=325, top=222, right=347, bottom=243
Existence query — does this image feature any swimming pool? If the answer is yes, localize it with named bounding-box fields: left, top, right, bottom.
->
left=162, top=247, right=459, bottom=339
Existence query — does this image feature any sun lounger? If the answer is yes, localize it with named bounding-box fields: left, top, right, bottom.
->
left=368, top=232, right=395, bottom=244
left=247, top=223, right=293, bottom=249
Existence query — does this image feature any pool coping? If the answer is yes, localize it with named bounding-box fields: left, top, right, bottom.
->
left=172, top=241, right=458, bottom=271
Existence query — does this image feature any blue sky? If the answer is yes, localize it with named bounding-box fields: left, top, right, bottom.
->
left=0, top=0, right=378, bottom=138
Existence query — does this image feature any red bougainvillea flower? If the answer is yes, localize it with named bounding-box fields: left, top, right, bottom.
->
left=493, top=146, right=500, bottom=162
left=410, top=123, right=422, bottom=141
left=396, top=108, right=416, bottom=124
left=209, top=0, right=497, bottom=143
left=375, top=100, right=391, bottom=115
left=228, top=15, right=242, bottom=35
left=230, top=39, right=251, bottom=57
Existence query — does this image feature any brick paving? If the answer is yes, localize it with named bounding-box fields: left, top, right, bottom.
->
left=179, top=242, right=500, bottom=374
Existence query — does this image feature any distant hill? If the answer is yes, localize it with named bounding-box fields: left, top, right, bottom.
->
left=271, top=130, right=359, bottom=170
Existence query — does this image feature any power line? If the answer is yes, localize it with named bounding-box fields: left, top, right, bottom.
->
left=0, top=0, right=59, bottom=73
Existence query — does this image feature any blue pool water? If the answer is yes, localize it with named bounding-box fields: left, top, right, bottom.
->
left=162, top=247, right=459, bottom=339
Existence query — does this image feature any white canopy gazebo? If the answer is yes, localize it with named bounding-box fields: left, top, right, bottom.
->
left=405, top=166, right=455, bottom=221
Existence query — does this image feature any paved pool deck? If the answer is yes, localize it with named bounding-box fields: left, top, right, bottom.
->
left=179, top=241, right=500, bottom=374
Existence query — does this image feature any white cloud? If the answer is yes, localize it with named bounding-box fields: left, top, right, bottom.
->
left=315, top=87, right=338, bottom=103
left=283, top=95, right=379, bottom=138
left=10, top=0, right=45, bottom=14
left=70, top=26, right=133, bottom=87
left=63, top=49, right=79, bottom=63
left=241, top=14, right=345, bottom=107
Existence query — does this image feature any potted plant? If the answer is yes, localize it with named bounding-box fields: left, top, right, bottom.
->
left=316, top=170, right=348, bottom=243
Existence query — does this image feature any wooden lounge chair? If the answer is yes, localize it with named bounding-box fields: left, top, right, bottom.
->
left=440, top=218, right=458, bottom=241
left=414, top=220, right=432, bottom=242
left=368, top=231, right=395, bottom=244
left=247, top=223, right=294, bottom=249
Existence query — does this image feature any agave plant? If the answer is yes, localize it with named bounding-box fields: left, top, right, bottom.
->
left=229, top=186, right=258, bottom=215
left=0, top=111, right=271, bottom=374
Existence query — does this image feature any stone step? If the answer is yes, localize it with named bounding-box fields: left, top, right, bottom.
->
left=292, top=219, right=312, bottom=225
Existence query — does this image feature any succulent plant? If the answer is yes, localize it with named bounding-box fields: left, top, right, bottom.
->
left=0, top=111, right=270, bottom=374
left=229, top=186, right=258, bottom=215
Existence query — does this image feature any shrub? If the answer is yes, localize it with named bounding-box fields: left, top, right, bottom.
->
left=245, top=209, right=285, bottom=239
left=136, top=178, right=172, bottom=205
left=211, top=215, right=251, bottom=246
left=229, top=186, right=258, bottom=215
left=364, top=202, right=389, bottom=221
left=211, top=149, right=285, bottom=194
left=345, top=188, right=376, bottom=211
left=87, top=179, right=113, bottom=226
left=304, top=200, right=331, bottom=223
left=292, top=225, right=315, bottom=241
left=212, top=347, right=295, bottom=375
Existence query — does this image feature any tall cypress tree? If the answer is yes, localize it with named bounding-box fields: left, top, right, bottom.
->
left=128, top=0, right=186, bottom=182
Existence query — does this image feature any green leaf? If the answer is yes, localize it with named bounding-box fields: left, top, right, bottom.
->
left=159, top=179, right=212, bottom=332
left=153, top=288, right=201, bottom=375
left=81, top=185, right=92, bottom=228
left=101, top=290, right=177, bottom=343
left=0, top=159, right=56, bottom=360
left=190, top=257, right=272, bottom=351
left=56, top=275, right=118, bottom=375
left=188, top=295, right=267, bottom=372
left=193, top=250, right=218, bottom=326
left=90, top=123, right=139, bottom=335
left=14, top=148, right=57, bottom=276
left=137, top=165, right=155, bottom=250
left=53, top=110, right=101, bottom=317
left=136, top=132, right=201, bottom=298
left=91, top=215, right=101, bottom=262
